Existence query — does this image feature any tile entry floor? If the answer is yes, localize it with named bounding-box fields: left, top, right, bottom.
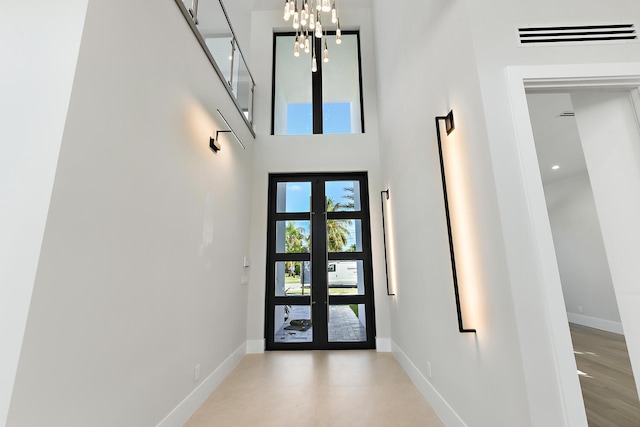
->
left=183, top=351, right=445, bottom=427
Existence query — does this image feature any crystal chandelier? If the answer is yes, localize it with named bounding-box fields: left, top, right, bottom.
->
left=283, top=0, right=342, bottom=72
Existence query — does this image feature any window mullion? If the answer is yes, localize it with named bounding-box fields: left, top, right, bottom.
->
left=312, top=36, right=323, bottom=134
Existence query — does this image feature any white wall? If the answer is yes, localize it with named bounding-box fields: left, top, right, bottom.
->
left=467, top=1, right=640, bottom=424
left=371, top=1, right=532, bottom=425
left=572, top=90, right=640, bottom=396
left=544, top=172, right=621, bottom=332
left=245, top=8, right=390, bottom=351
left=0, top=2, right=89, bottom=425
left=6, top=0, right=254, bottom=425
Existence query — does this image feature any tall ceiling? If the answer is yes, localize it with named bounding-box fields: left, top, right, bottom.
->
left=234, top=1, right=589, bottom=187
left=526, top=92, right=587, bottom=186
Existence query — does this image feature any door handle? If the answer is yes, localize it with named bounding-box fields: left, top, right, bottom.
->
left=324, top=208, right=330, bottom=320
left=312, top=300, right=316, bottom=305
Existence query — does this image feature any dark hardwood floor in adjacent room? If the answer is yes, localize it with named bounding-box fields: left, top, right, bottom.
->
left=570, top=323, right=640, bottom=427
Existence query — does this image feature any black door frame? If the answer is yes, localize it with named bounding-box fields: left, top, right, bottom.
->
left=265, top=172, right=376, bottom=350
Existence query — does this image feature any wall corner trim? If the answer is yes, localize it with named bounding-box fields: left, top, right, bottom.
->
left=246, top=339, right=266, bottom=354
left=391, top=341, right=467, bottom=427
left=376, top=338, right=392, bottom=352
left=155, top=342, right=246, bottom=427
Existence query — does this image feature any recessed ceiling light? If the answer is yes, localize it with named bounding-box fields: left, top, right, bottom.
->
left=552, top=165, right=560, bottom=170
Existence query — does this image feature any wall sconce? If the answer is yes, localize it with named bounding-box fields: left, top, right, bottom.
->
left=435, top=110, right=476, bottom=334
left=380, top=189, right=395, bottom=296
left=209, top=135, right=222, bottom=153
left=210, top=109, right=245, bottom=153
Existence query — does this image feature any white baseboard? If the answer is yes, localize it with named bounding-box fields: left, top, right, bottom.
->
left=155, top=342, right=246, bottom=427
left=376, top=337, right=392, bottom=352
left=391, top=341, right=467, bottom=427
left=246, top=339, right=265, bottom=354
left=567, top=313, right=624, bottom=335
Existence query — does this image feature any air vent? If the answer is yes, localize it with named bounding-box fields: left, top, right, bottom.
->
left=519, top=24, right=637, bottom=45
left=558, top=111, right=575, bottom=117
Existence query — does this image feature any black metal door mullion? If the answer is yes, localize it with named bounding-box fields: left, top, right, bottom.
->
left=311, top=177, right=329, bottom=347
left=265, top=176, right=276, bottom=349
left=360, top=174, right=376, bottom=345
left=312, top=36, right=323, bottom=134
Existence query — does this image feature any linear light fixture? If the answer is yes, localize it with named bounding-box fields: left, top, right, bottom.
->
left=380, top=189, right=394, bottom=296
left=210, top=109, right=245, bottom=153
left=435, top=110, right=476, bottom=334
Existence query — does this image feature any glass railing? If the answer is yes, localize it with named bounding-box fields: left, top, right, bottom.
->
left=175, top=0, right=255, bottom=135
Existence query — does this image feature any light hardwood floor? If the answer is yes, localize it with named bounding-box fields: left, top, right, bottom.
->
left=570, top=323, right=640, bottom=427
left=183, top=350, right=444, bottom=427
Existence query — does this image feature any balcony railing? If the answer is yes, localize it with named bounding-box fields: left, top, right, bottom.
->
left=175, top=0, right=256, bottom=136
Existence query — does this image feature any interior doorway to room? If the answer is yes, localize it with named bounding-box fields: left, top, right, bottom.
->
left=526, top=90, right=640, bottom=426
left=265, top=172, right=376, bottom=350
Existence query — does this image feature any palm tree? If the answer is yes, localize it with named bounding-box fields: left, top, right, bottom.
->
left=285, top=222, right=308, bottom=253
left=284, top=222, right=308, bottom=286
left=341, top=186, right=356, bottom=210
left=326, top=197, right=352, bottom=252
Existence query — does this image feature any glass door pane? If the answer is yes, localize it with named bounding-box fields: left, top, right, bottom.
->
left=275, top=261, right=312, bottom=296
left=276, top=181, right=312, bottom=213
left=274, top=304, right=313, bottom=343
left=328, top=304, right=367, bottom=342
left=328, top=260, right=364, bottom=296
left=275, top=221, right=310, bottom=253
left=325, top=180, right=361, bottom=211
left=327, top=219, right=362, bottom=253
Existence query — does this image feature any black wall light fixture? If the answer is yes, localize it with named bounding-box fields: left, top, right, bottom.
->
left=210, top=109, right=245, bottom=153
left=380, top=189, right=395, bottom=296
left=435, top=110, right=476, bottom=334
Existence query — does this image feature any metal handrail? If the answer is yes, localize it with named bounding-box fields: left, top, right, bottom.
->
left=174, top=0, right=256, bottom=137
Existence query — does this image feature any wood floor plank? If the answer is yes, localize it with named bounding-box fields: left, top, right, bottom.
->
left=570, top=323, right=640, bottom=427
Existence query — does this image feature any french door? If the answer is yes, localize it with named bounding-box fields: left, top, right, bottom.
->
left=265, top=172, right=376, bottom=350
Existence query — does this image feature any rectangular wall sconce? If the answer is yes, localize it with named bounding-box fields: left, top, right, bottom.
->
left=443, top=110, right=455, bottom=135
left=210, top=109, right=245, bottom=153
left=435, top=110, right=476, bottom=334
left=380, top=189, right=395, bottom=296
left=209, top=136, right=221, bottom=152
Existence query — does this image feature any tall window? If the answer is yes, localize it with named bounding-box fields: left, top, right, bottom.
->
left=272, top=31, right=364, bottom=135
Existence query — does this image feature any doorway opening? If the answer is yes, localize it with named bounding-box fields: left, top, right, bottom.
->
left=526, top=90, right=640, bottom=425
left=264, top=172, right=376, bottom=350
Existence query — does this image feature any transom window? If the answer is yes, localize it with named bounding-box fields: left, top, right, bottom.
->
left=271, top=31, right=364, bottom=135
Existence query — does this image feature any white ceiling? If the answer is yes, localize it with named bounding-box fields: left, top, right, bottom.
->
left=526, top=92, right=588, bottom=186
left=251, top=0, right=372, bottom=11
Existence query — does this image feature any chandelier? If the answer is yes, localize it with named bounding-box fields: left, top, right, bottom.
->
left=283, top=0, right=342, bottom=72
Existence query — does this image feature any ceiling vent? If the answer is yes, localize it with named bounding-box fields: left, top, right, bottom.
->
left=519, top=24, right=637, bottom=45
left=558, top=111, right=575, bottom=117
